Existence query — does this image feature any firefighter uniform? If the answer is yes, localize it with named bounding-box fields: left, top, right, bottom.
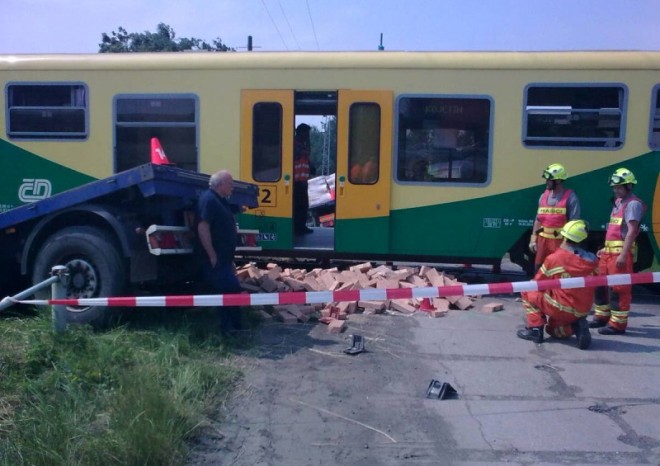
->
left=522, top=245, right=598, bottom=338
left=592, top=179, right=646, bottom=333
left=293, top=124, right=312, bottom=234
left=534, top=188, right=578, bottom=266
left=529, top=164, right=581, bottom=269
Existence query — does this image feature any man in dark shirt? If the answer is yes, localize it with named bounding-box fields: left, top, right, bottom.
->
left=198, top=169, right=243, bottom=334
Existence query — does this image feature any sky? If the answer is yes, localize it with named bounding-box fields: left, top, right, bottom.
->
left=1, top=0, right=659, bottom=54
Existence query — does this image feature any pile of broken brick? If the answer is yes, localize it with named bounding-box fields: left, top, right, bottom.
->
left=236, top=261, right=505, bottom=333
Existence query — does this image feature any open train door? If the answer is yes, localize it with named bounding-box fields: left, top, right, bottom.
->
left=335, top=90, right=393, bottom=254
left=240, top=90, right=295, bottom=251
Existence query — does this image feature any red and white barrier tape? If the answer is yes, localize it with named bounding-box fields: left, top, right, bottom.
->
left=17, top=272, right=660, bottom=308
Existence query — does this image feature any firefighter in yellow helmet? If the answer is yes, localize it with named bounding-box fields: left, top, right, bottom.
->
left=590, top=168, right=646, bottom=335
left=518, top=220, right=597, bottom=349
left=529, top=163, right=581, bottom=273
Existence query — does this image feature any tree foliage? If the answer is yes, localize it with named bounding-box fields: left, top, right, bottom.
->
left=99, top=23, right=234, bottom=53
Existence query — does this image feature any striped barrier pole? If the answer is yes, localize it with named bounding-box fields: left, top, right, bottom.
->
left=17, top=271, right=660, bottom=308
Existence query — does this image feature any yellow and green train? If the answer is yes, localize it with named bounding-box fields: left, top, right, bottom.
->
left=1, top=51, right=659, bottom=274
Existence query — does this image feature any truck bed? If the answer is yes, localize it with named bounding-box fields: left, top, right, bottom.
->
left=0, top=164, right=259, bottom=230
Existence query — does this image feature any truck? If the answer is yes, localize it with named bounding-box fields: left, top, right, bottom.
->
left=0, top=162, right=259, bottom=327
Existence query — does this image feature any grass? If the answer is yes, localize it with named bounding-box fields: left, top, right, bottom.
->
left=0, top=305, right=257, bottom=465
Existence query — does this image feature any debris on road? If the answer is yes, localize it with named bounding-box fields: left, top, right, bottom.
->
left=236, top=261, right=482, bottom=331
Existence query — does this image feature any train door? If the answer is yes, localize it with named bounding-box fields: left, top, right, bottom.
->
left=335, top=90, right=392, bottom=254
left=240, top=89, right=392, bottom=255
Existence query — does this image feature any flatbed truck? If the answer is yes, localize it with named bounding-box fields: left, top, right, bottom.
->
left=0, top=163, right=259, bottom=326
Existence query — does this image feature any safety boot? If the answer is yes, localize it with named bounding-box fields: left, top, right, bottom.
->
left=588, top=318, right=607, bottom=329
left=598, top=325, right=625, bottom=335
left=571, top=317, right=592, bottom=350
left=517, top=326, right=544, bottom=344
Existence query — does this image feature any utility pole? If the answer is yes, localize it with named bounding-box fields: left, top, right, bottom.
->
left=239, top=35, right=261, bottom=52
left=321, top=116, right=332, bottom=176
left=378, top=33, right=384, bottom=51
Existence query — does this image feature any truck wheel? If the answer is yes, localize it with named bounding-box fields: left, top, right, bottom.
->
left=31, top=226, right=126, bottom=328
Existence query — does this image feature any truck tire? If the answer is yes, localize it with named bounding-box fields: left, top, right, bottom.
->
left=31, top=226, right=126, bottom=328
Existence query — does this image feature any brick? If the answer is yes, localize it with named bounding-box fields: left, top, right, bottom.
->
left=258, top=275, right=280, bottom=292
left=350, top=262, right=373, bottom=273
left=358, top=300, right=385, bottom=312
left=286, top=307, right=310, bottom=323
left=275, top=310, right=298, bottom=324
left=337, top=280, right=358, bottom=291
left=392, top=268, right=415, bottom=280
left=454, top=296, right=474, bottom=310
left=283, top=277, right=306, bottom=291
left=482, top=302, right=505, bottom=313
left=240, top=282, right=261, bottom=292
left=327, top=319, right=347, bottom=333
left=429, top=309, right=448, bottom=318
left=424, top=267, right=442, bottom=283
left=318, top=272, right=339, bottom=290
left=390, top=299, right=416, bottom=314
left=247, top=264, right=262, bottom=279
left=236, top=267, right=251, bottom=280
left=407, top=275, right=429, bottom=287
left=303, top=276, right=322, bottom=291
left=367, top=264, right=391, bottom=277
left=432, top=298, right=450, bottom=313
left=266, top=266, right=283, bottom=280
left=376, top=279, right=400, bottom=289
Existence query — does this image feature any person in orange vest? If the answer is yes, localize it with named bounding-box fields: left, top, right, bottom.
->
left=529, top=163, right=581, bottom=272
left=518, top=219, right=597, bottom=349
left=293, top=123, right=313, bottom=235
left=590, top=168, right=646, bottom=335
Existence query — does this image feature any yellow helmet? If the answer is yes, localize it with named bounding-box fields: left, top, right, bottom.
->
left=608, top=167, right=637, bottom=186
left=542, top=163, right=567, bottom=181
left=560, top=219, right=589, bottom=243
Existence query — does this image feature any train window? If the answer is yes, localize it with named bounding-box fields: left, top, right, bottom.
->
left=114, top=94, right=198, bottom=172
left=649, top=85, right=660, bottom=149
left=395, top=95, right=492, bottom=185
left=523, top=84, right=626, bottom=149
left=348, top=103, right=380, bottom=184
left=6, top=83, right=88, bottom=140
left=252, top=103, right=282, bottom=182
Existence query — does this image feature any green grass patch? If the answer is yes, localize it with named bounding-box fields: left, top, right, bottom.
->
left=0, top=306, right=256, bottom=465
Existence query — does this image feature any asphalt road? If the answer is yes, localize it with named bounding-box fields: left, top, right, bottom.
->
left=188, top=286, right=660, bottom=465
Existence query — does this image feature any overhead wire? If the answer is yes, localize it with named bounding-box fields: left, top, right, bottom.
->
left=260, top=0, right=289, bottom=50
left=278, top=0, right=301, bottom=50
left=305, top=0, right=320, bottom=50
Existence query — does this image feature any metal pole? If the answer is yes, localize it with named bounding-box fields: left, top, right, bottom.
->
left=0, top=275, right=59, bottom=312
left=50, top=265, right=69, bottom=334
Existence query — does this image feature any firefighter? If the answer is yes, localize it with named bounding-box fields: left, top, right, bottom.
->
left=518, top=219, right=597, bottom=350
left=590, top=168, right=646, bottom=335
left=293, top=123, right=313, bottom=235
left=529, top=163, right=581, bottom=272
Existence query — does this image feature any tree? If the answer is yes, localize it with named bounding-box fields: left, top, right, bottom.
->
left=99, top=23, right=234, bottom=53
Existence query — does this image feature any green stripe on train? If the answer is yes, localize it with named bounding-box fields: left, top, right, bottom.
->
left=389, top=152, right=659, bottom=259
left=0, top=139, right=96, bottom=212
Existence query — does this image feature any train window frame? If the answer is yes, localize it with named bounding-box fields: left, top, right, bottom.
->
left=5, top=82, right=88, bottom=140
left=348, top=102, right=381, bottom=185
left=649, top=84, right=660, bottom=150
left=251, top=102, right=283, bottom=182
left=113, top=93, right=199, bottom=173
left=522, top=83, right=627, bottom=150
left=394, top=93, right=493, bottom=187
